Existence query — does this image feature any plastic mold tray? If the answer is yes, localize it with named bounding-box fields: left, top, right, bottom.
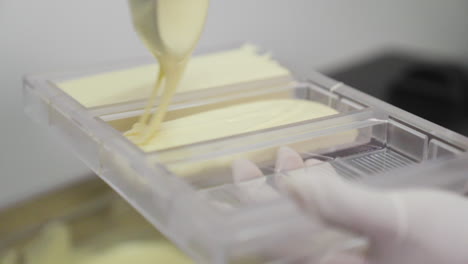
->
left=24, top=47, right=468, bottom=264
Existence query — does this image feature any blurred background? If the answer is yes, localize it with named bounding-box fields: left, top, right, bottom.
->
left=1, top=0, right=468, bottom=209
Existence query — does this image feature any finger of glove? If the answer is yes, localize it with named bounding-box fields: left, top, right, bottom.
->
left=232, top=158, right=279, bottom=203
left=232, top=158, right=264, bottom=183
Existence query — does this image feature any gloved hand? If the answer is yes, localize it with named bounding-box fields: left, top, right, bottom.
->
left=274, top=147, right=468, bottom=264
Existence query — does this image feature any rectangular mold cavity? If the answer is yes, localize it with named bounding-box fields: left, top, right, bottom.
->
left=387, top=119, right=429, bottom=162
left=157, top=116, right=378, bottom=188
left=429, top=139, right=464, bottom=160
left=99, top=82, right=366, bottom=138
left=154, top=113, right=463, bottom=213
left=23, top=46, right=468, bottom=264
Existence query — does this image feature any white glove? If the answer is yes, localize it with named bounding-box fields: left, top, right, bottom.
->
left=274, top=147, right=468, bottom=264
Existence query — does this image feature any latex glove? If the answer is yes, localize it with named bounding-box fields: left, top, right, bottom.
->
left=230, top=148, right=364, bottom=262
left=277, top=147, right=468, bottom=264
left=231, top=158, right=279, bottom=203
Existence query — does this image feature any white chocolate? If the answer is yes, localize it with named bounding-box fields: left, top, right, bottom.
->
left=139, top=99, right=341, bottom=152
left=58, top=46, right=290, bottom=108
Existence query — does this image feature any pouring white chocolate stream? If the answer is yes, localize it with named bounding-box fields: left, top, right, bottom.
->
left=127, top=0, right=210, bottom=144
left=57, top=2, right=353, bottom=156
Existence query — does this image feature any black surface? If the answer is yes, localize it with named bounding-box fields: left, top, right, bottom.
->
left=328, top=52, right=468, bottom=136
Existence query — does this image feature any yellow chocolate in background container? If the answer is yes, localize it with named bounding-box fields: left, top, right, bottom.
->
left=0, top=250, right=18, bottom=264
left=23, top=222, right=73, bottom=264
left=79, top=242, right=192, bottom=264
left=10, top=222, right=192, bottom=264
